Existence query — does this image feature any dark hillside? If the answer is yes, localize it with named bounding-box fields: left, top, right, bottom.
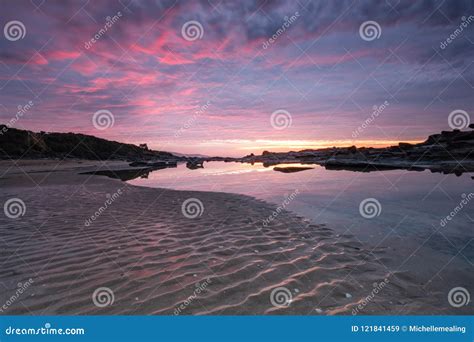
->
left=0, top=125, right=177, bottom=161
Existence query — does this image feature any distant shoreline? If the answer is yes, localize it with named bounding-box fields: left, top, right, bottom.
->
left=1, top=125, right=474, bottom=177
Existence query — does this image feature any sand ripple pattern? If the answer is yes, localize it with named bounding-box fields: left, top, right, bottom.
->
left=0, top=174, right=462, bottom=315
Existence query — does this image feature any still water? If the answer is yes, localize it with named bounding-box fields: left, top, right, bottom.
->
left=128, top=161, right=473, bottom=282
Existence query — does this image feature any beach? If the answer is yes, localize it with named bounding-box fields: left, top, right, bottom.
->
left=1, top=159, right=469, bottom=315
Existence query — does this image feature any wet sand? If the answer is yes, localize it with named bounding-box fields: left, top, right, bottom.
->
left=0, top=160, right=469, bottom=315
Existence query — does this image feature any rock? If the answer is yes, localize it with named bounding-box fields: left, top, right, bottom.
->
left=0, top=126, right=178, bottom=160
left=348, top=145, right=357, bottom=153
left=398, top=142, right=414, bottom=150
left=273, top=166, right=314, bottom=173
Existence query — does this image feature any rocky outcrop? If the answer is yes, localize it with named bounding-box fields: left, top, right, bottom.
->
left=0, top=125, right=180, bottom=161
left=237, top=128, right=474, bottom=176
left=273, top=166, right=314, bottom=173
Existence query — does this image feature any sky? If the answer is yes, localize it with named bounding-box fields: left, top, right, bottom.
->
left=0, top=0, right=473, bottom=157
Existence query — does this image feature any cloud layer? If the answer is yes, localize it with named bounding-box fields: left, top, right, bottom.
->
left=1, top=0, right=473, bottom=156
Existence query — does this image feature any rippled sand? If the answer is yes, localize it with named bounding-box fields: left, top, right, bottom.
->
left=0, top=160, right=470, bottom=315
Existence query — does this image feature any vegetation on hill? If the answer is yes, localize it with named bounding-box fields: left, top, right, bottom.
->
left=0, top=125, right=177, bottom=161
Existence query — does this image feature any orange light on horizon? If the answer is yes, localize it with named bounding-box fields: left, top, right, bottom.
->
left=235, top=139, right=425, bottom=152
left=138, top=138, right=427, bottom=157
